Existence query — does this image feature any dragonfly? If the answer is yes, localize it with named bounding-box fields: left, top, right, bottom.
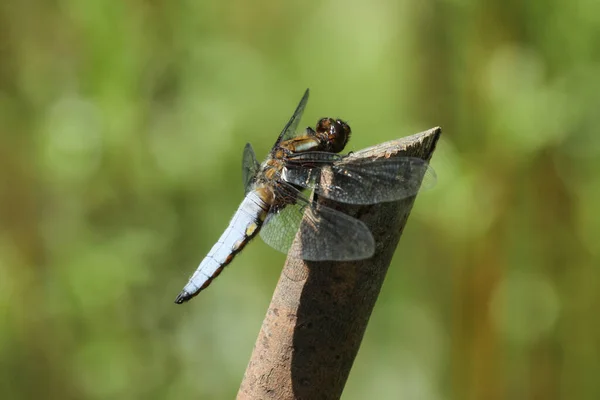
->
left=175, top=89, right=435, bottom=303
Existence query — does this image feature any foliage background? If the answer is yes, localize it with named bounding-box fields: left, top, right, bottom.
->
left=1, top=0, right=599, bottom=399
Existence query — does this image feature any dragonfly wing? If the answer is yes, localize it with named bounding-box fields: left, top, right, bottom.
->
left=259, top=186, right=374, bottom=261
left=274, top=89, right=310, bottom=146
left=242, top=143, right=260, bottom=194
left=284, top=156, right=436, bottom=205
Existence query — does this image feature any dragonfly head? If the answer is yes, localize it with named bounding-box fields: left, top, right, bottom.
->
left=315, top=117, right=351, bottom=153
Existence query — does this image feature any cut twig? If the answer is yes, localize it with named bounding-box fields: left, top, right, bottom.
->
left=238, top=127, right=442, bottom=400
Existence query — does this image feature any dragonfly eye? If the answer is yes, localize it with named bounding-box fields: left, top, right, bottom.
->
left=316, top=117, right=332, bottom=133
left=316, top=117, right=351, bottom=153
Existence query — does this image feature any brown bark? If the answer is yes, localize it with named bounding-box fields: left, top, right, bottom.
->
left=238, top=127, right=442, bottom=400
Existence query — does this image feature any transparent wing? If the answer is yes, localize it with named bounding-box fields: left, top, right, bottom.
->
left=283, top=155, right=436, bottom=205
left=242, top=143, right=260, bottom=194
left=259, top=185, right=374, bottom=261
left=274, top=89, right=310, bottom=146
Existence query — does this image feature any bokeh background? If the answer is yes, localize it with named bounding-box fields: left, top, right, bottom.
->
left=1, top=0, right=599, bottom=399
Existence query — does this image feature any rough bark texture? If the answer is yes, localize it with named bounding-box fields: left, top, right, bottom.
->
left=238, top=127, right=442, bottom=400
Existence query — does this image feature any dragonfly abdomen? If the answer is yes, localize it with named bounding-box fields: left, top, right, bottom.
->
left=174, top=190, right=270, bottom=304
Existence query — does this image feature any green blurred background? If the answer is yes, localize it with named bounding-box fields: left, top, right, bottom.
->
left=1, top=0, right=599, bottom=399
